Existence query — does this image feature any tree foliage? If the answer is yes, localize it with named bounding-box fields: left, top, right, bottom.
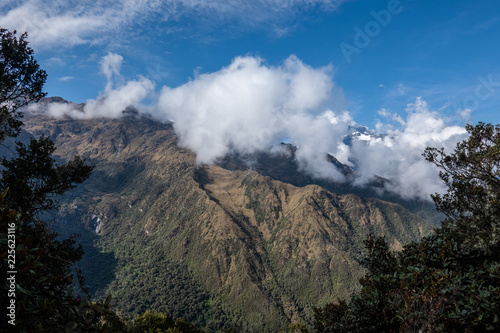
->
left=0, top=28, right=109, bottom=332
left=133, top=310, right=205, bottom=333
left=314, top=122, right=500, bottom=332
left=0, top=28, right=47, bottom=140
left=1, top=136, right=93, bottom=219
left=423, top=122, right=500, bottom=255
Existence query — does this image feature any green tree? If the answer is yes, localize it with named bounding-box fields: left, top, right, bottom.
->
left=0, top=28, right=116, bottom=332
left=423, top=122, right=500, bottom=255
left=0, top=28, right=47, bottom=141
left=133, top=310, right=204, bottom=333
left=314, top=122, right=500, bottom=332
left=1, top=136, right=92, bottom=219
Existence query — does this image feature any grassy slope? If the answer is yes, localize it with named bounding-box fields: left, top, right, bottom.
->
left=23, top=114, right=436, bottom=332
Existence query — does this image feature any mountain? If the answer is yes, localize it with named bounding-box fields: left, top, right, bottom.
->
left=20, top=108, right=438, bottom=332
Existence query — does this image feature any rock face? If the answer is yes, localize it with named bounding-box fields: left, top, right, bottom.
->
left=22, top=112, right=437, bottom=332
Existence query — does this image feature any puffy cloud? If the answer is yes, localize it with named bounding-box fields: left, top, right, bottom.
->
left=46, top=78, right=154, bottom=119
left=156, top=54, right=350, bottom=182
left=350, top=97, right=468, bottom=200
left=101, top=53, right=124, bottom=92
left=43, top=53, right=154, bottom=119
left=36, top=54, right=469, bottom=201
left=286, top=111, right=351, bottom=181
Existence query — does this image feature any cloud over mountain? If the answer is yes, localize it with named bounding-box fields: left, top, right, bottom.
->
left=351, top=98, right=466, bottom=199
left=43, top=52, right=155, bottom=119
left=32, top=53, right=469, bottom=200
left=157, top=55, right=347, bottom=182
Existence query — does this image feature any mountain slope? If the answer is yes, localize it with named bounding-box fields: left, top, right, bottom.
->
left=22, top=112, right=436, bottom=331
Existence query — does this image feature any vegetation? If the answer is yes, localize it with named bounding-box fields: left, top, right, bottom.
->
left=0, top=28, right=46, bottom=141
left=133, top=310, right=205, bottom=333
left=314, top=122, right=500, bottom=332
left=0, top=28, right=205, bottom=332
left=0, top=27, right=113, bottom=332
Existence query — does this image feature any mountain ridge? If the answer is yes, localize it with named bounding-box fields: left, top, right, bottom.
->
left=19, top=108, right=438, bottom=331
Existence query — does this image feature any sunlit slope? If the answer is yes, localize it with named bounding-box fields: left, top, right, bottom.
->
left=23, top=113, right=435, bottom=332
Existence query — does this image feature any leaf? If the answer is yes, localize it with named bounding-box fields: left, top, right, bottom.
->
left=16, top=284, right=31, bottom=295
left=104, top=294, right=112, bottom=307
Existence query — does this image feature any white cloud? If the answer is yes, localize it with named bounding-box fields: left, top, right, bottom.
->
left=101, top=53, right=124, bottom=92
left=377, top=108, right=391, bottom=118
left=457, top=107, right=472, bottom=121
left=157, top=54, right=350, bottom=183
left=46, top=78, right=154, bottom=119
left=287, top=111, right=351, bottom=181
left=36, top=54, right=469, bottom=201
left=350, top=97, right=468, bottom=200
left=44, top=52, right=154, bottom=119
left=0, top=0, right=109, bottom=48
left=0, top=0, right=350, bottom=49
left=79, top=78, right=154, bottom=118
left=377, top=108, right=406, bottom=126
left=58, top=76, right=75, bottom=82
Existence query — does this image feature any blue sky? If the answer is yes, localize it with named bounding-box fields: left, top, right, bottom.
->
left=2, top=0, right=499, bottom=127
left=2, top=0, right=500, bottom=198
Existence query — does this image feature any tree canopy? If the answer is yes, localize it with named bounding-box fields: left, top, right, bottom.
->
left=0, top=28, right=47, bottom=141
left=315, top=122, right=500, bottom=332
left=0, top=28, right=105, bottom=332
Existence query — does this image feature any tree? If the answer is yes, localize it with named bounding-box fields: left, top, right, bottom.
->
left=0, top=28, right=47, bottom=141
left=133, top=310, right=205, bottom=333
left=0, top=28, right=116, bottom=332
left=314, top=122, right=500, bottom=332
left=1, top=136, right=93, bottom=219
left=423, top=122, right=500, bottom=255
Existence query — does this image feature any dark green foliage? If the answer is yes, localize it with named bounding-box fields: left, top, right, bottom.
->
left=98, top=233, right=238, bottom=331
left=0, top=181, right=116, bottom=332
left=313, top=300, right=349, bottom=333
left=0, top=28, right=47, bottom=141
left=1, top=136, right=93, bottom=219
left=0, top=28, right=113, bottom=332
left=423, top=122, right=500, bottom=255
left=315, top=123, right=500, bottom=332
left=133, top=310, right=204, bottom=333
left=134, top=311, right=175, bottom=332
left=288, top=322, right=311, bottom=333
